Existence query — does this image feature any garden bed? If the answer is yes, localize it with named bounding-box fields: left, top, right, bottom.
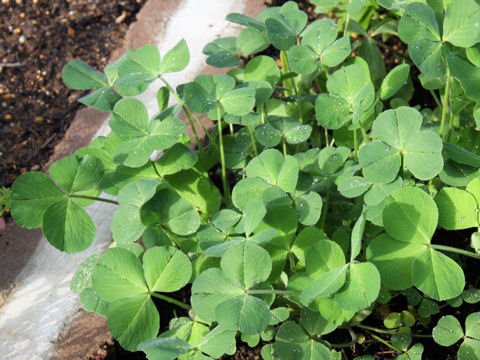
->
left=3, top=0, right=480, bottom=359
left=0, top=0, right=146, bottom=189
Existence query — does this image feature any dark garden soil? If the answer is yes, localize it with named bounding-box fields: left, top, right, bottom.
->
left=2, top=0, right=477, bottom=359
left=0, top=0, right=146, bottom=190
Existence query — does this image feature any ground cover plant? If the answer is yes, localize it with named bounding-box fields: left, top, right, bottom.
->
left=6, top=0, right=480, bottom=358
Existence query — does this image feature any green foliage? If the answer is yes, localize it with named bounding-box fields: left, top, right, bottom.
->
left=0, top=186, right=11, bottom=216
left=433, top=312, right=480, bottom=359
left=10, top=0, right=480, bottom=358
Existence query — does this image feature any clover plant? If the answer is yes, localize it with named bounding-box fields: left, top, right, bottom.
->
left=7, top=1, right=480, bottom=358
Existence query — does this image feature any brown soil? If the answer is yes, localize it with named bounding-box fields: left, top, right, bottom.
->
left=0, top=0, right=146, bottom=189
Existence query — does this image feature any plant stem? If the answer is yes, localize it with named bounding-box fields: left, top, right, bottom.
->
left=322, top=64, right=330, bottom=79
left=246, top=289, right=292, bottom=295
left=447, top=113, right=455, bottom=142
left=429, top=90, right=442, bottom=108
left=216, top=102, right=230, bottom=202
left=261, top=104, right=266, bottom=124
left=282, top=136, right=288, bottom=156
left=320, top=178, right=333, bottom=230
left=297, top=74, right=304, bottom=124
left=190, top=110, right=218, bottom=149
left=69, top=194, right=119, bottom=205
left=354, top=324, right=396, bottom=335
left=360, top=126, right=369, bottom=144
left=159, top=76, right=203, bottom=152
left=161, top=225, right=184, bottom=251
left=280, top=50, right=297, bottom=115
left=439, top=68, right=451, bottom=140
left=280, top=51, right=293, bottom=97
left=150, top=292, right=191, bottom=310
left=432, top=244, right=480, bottom=259
left=344, top=13, right=351, bottom=37
left=413, top=334, right=433, bottom=338
left=288, top=251, right=295, bottom=272
left=355, top=324, right=433, bottom=339
left=353, top=129, right=358, bottom=161
left=368, top=332, right=402, bottom=353
left=325, top=128, right=329, bottom=147
left=247, top=126, right=258, bottom=156
left=152, top=161, right=163, bottom=179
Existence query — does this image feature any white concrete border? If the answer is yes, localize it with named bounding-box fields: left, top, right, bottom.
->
left=0, top=1, right=247, bottom=358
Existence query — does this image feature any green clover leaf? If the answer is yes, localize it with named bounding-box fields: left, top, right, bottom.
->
left=367, top=187, right=465, bottom=300
left=398, top=0, right=480, bottom=82
left=245, top=149, right=299, bottom=194
left=91, top=246, right=191, bottom=351
left=315, top=62, right=374, bottom=130
left=140, top=183, right=201, bottom=236
left=274, top=321, right=331, bottom=360
left=191, top=241, right=273, bottom=335
left=11, top=154, right=104, bottom=253
left=255, top=116, right=312, bottom=147
left=110, top=98, right=185, bottom=168
left=288, top=18, right=351, bottom=74
left=111, top=180, right=159, bottom=244
left=372, top=107, right=443, bottom=181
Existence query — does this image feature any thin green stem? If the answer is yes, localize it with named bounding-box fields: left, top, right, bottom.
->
left=344, top=12, right=351, bottom=37
left=150, top=292, right=191, bottom=311
left=360, top=126, right=369, bottom=144
left=282, top=136, right=288, bottom=156
left=280, top=51, right=293, bottom=96
left=368, top=332, right=402, bottom=354
left=229, top=123, right=234, bottom=135
left=280, top=50, right=297, bottom=115
left=432, top=244, right=480, bottom=259
left=401, top=152, right=407, bottom=178
left=152, top=161, right=163, bottom=179
left=320, top=178, right=333, bottom=230
left=161, top=225, right=184, bottom=251
left=216, top=102, right=230, bottom=202
left=440, top=68, right=451, bottom=140
left=246, top=289, right=292, bottom=295
left=247, top=126, right=258, bottom=156
left=413, top=334, right=433, bottom=338
left=261, top=104, right=266, bottom=124
left=429, top=90, right=442, bottom=108
left=297, top=74, right=304, bottom=124
left=190, top=111, right=218, bottom=149
left=322, top=64, right=330, bottom=79
left=353, top=129, right=358, bottom=161
left=354, top=324, right=396, bottom=335
left=355, top=324, right=433, bottom=339
left=69, top=194, right=118, bottom=205
left=288, top=251, right=295, bottom=272
left=159, top=76, right=203, bottom=152
left=447, top=114, right=456, bottom=142
left=324, top=128, right=329, bottom=147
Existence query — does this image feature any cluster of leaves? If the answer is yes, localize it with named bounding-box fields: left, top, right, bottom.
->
left=8, top=0, right=480, bottom=359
